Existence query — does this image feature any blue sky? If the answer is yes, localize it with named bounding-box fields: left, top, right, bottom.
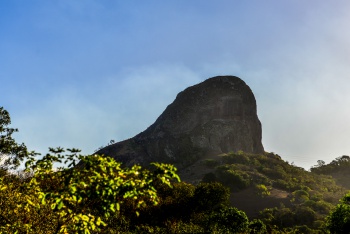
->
left=2, top=1, right=350, bottom=169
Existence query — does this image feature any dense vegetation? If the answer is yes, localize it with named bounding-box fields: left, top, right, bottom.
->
left=311, top=156, right=350, bottom=189
left=200, top=151, right=349, bottom=233
left=1, top=106, right=350, bottom=233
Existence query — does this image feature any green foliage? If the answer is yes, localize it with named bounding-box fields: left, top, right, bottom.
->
left=0, top=147, right=180, bottom=233
left=293, top=225, right=314, bottom=234
left=119, top=181, right=260, bottom=233
left=193, top=182, right=230, bottom=211
left=311, top=155, right=350, bottom=175
left=255, top=184, right=270, bottom=197
left=197, top=151, right=345, bottom=232
left=215, top=165, right=251, bottom=190
left=249, top=219, right=267, bottom=234
left=303, top=199, right=333, bottom=215
left=327, top=192, right=350, bottom=234
left=210, top=207, right=249, bottom=233
left=260, top=167, right=285, bottom=180
left=295, top=206, right=317, bottom=226
left=0, top=106, right=37, bottom=170
left=292, top=189, right=310, bottom=203
left=273, top=179, right=290, bottom=190
left=311, top=156, right=350, bottom=190
left=260, top=205, right=320, bottom=232
left=221, top=151, right=250, bottom=165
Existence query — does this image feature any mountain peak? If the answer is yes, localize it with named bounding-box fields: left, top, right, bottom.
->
left=97, top=76, right=264, bottom=168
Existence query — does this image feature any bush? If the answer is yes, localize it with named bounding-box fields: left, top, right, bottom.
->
left=215, top=166, right=251, bottom=190
left=193, top=182, right=230, bottom=212
left=294, top=225, right=314, bottom=234
left=294, top=207, right=316, bottom=226
left=292, top=189, right=310, bottom=203
left=210, top=207, right=249, bottom=233
left=221, top=152, right=250, bottom=165
left=273, top=179, right=290, bottom=190
left=255, top=184, right=270, bottom=197
left=260, top=167, right=285, bottom=180
left=249, top=219, right=267, bottom=234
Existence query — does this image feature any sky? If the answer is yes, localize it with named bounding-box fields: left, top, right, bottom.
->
left=1, top=1, right=350, bottom=170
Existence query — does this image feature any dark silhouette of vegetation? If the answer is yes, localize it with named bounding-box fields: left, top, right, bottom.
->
left=0, top=107, right=37, bottom=170
left=311, top=155, right=350, bottom=175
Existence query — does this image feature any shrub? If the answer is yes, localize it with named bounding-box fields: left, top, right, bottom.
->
left=221, top=152, right=250, bottom=165
left=273, top=179, right=290, bottom=191
left=215, top=166, right=251, bottom=190
left=255, top=184, right=270, bottom=197
left=260, top=167, right=285, bottom=180
left=193, top=182, right=230, bottom=212
left=294, top=207, right=316, bottom=226
left=210, top=207, right=249, bottom=233
left=292, top=190, right=310, bottom=203
left=249, top=219, right=267, bottom=234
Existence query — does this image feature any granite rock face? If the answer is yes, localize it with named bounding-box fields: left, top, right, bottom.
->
left=97, top=76, right=264, bottom=168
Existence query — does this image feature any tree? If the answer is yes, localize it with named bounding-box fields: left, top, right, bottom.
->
left=327, top=192, right=350, bottom=234
left=210, top=207, right=249, bottom=233
left=0, top=106, right=36, bottom=170
left=193, top=182, right=230, bottom=212
left=316, top=160, right=325, bottom=167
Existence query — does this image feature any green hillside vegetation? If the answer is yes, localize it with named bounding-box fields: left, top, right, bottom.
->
left=311, top=156, right=350, bottom=189
left=1, top=106, right=350, bottom=233
left=200, top=151, right=347, bottom=232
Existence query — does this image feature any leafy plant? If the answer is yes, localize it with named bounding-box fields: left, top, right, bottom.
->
left=1, top=147, right=180, bottom=233
left=327, top=192, right=350, bottom=234
left=255, top=184, right=270, bottom=197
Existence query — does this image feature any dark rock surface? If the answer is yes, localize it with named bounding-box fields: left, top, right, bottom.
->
left=96, top=76, right=264, bottom=168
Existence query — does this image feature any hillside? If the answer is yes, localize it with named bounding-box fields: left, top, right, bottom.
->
left=183, top=151, right=347, bottom=227
left=91, top=76, right=350, bottom=232
left=311, top=155, right=350, bottom=189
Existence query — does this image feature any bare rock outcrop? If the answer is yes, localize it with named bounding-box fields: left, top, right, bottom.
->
left=97, top=76, right=264, bottom=168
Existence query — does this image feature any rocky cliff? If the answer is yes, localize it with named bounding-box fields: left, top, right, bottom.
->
left=96, top=76, right=264, bottom=168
